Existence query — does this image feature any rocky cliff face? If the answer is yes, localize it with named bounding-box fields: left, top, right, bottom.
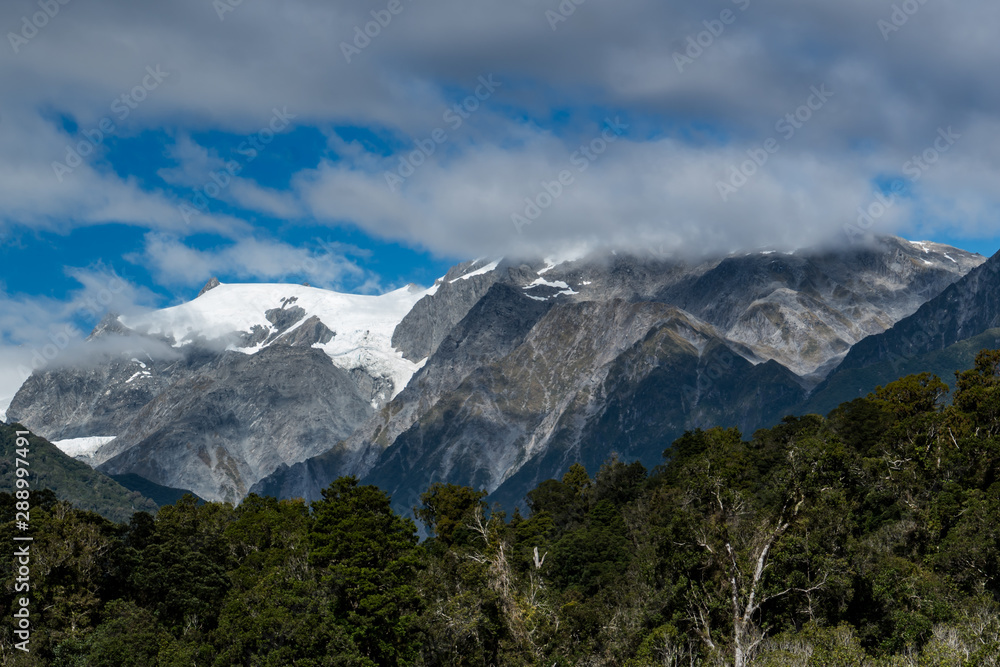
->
left=803, top=247, right=1000, bottom=415
left=254, top=237, right=984, bottom=511
left=6, top=317, right=213, bottom=441
left=97, top=345, right=373, bottom=504
left=391, top=259, right=504, bottom=362
left=832, top=248, right=1000, bottom=372
left=362, top=300, right=808, bottom=515
left=538, top=237, right=982, bottom=378
left=7, top=237, right=986, bottom=508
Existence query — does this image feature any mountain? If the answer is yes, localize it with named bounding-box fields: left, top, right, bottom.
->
left=0, top=423, right=158, bottom=522
left=359, top=299, right=808, bottom=515
left=6, top=237, right=985, bottom=509
left=7, top=282, right=434, bottom=503
left=804, top=247, right=1000, bottom=414
left=109, top=473, right=204, bottom=507
left=251, top=237, right=984, bottom=512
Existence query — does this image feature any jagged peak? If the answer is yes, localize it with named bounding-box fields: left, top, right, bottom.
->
left=86, top=312, right=130, bottom=341
left=198, top=277, right=221, bottom=297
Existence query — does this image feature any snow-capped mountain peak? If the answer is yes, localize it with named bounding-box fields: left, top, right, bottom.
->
left=119, top=281, right=435, bottom=400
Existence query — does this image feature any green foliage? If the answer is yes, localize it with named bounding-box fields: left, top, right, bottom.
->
left=415, top=482, right=487, bottom=548
left=309, top=477, right=423, bottom=666
left=7, top=352, right=1000, bottom=665
left=872, top=372, right=950, bottom=419
left=212, top=569, right=363, bottom=666
left=128, top=496, right=234, bottom=634
left=52, top=600, right=195, bottom=667
left=550, top=499, right=630, bottom=594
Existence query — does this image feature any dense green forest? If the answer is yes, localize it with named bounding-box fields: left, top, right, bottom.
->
left=3, top=351, right=1000, bottom=666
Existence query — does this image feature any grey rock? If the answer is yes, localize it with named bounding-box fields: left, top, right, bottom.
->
left=96, top=345, right=373, bottom=504
left=198, top=277, right=221, bottom=297
left=257, top=237, right=983, bottom=511
left=265, top=304, right=306, bottom=332
left=254, top=283, right=554, bottom=497
left=364, top=300, right=803, bottom=514
left=803, top=247, right=1000, bottom=413
left=834, top=247, right=1000, bottom=370
left=391, top=260, right=505, bottom=361
left=10, top=236, right=986, bottom=511
left=278, top=316, right=335, bottom=347
left=7, top=325, right=209, bottom=440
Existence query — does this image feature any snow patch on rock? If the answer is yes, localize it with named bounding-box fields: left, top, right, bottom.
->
left=450, top=259, right=501, bottom=283
left=53, top=436, right=117, bottom=462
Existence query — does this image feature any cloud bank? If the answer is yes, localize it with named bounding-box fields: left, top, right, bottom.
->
left=0, top=0, right=997, bottom=262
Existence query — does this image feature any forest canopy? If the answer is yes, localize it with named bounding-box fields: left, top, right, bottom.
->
left=3, top=351, right=1000, bottom=665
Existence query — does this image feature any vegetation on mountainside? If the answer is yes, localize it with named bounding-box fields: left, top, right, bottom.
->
left=0, top=425, right=157, bottom=523
left=3, top=351, right=1000, bottom=665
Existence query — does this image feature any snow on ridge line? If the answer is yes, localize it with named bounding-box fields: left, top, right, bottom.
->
left=450, top=259, right=501, bottom=283
left=118, top=282, right=437, bottom=399
left=904, top=238, right=978, bottom=260
left=120, top=282, right=430, bottom=342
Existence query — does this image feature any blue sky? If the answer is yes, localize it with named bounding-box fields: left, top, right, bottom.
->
left=1, top=0, right=999, bottom=405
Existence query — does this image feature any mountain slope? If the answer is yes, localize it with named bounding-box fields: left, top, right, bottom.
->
left=253, top=237, right=982, bottom=510
left=7, top=237, right=985, bottom=509
left=649, top=238, right=983, bottom=377
left=251, top=282, right=555, bottom=500
left=0, top=423, right=157, bottom=522
left=804, top=248, right=1000, bottom=414
left=831, top=248, right=1000, bottom=372
left=95, top=345, right=374, bottom=503
left=363, top=302, right=808, bottom=514
left=120, top=281, right=433, bottom=403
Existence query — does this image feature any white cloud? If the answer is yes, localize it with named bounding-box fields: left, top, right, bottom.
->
left=133, top=234, right=373, bottom=291
left=3, top=0, right=999, bottom=411
left=0, top=0, right=997, bottom=258
left=0, top=266, right=161, bottom=419
left=157, top=134, right=227, bottom=187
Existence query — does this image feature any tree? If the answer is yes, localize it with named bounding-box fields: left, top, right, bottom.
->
left=51, top=600, right=197, bottom=667
left=415, top=483, right=487, bottom=548
left=128, top=496, right=233, bottom=634
left=309, top=477, right=423, bottom=666
left=952, top=349, right=1000, bottom=436
left=669, top=428, right=824, bottom=667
